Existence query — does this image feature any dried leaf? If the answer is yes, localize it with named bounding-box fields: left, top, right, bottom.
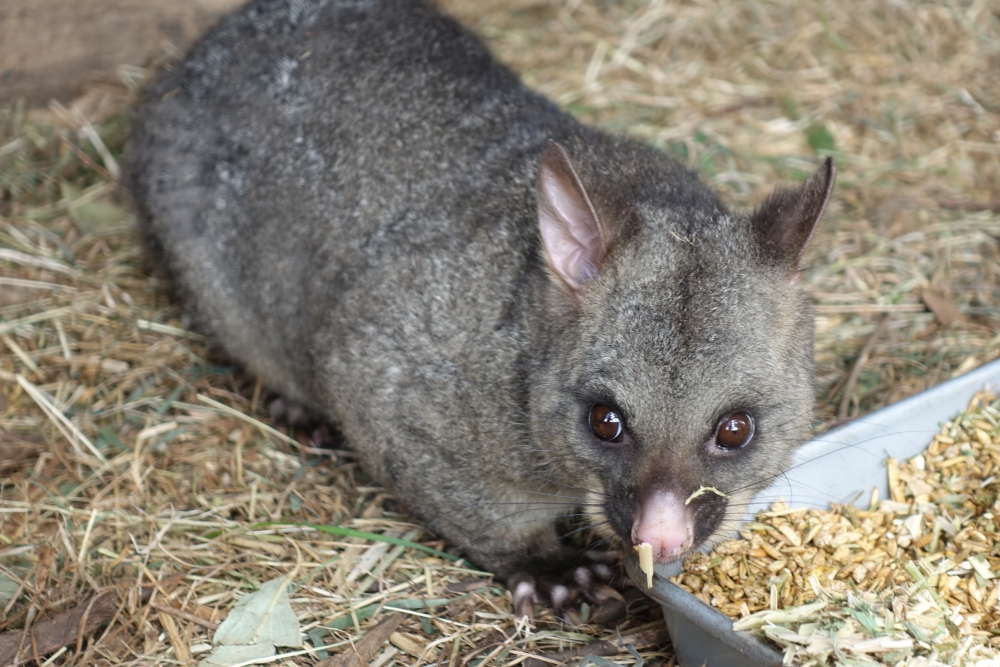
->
left=0, top=576, right=20, bottom=607
left=0, top=592, right=117, bottom=666
left=0, top=431, right=44, bottom=476
left=919, top=289, right=966, bottom=327
left=199, top=644, right=279, bottom=665
left=319, top=613, right=403, bottom=667
left=198, top=576, right=302, bottom=667
left=60, top=181, right=128, bottom=232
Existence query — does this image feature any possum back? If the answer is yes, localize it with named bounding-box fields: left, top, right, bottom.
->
left=127, top=0, right=586, bottom=405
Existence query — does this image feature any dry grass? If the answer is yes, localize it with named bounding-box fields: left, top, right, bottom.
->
left=1, top=0, right=999, bottom=665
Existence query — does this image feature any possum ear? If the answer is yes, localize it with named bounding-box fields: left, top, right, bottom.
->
left=751, top=157, right=835, bottom=273
left=537, top=143, right=609, bottom=295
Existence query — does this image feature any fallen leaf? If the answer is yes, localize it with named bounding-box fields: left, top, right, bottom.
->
left=0, top=592, right=117, bottom=666
left=919, top=289, right=966, bottom=327
left=198, top=575, right=302, bottom=667
left=0, top=576, right=19, bottom=607
left=71, top=199, right=130, bottom=231
left=200, top=644, right=278, bottom=665
left=60, top=182, right=128, bottom=232
left=318, top=613, right=404, bottom=667
left=0, top=432, right=44, bottom=476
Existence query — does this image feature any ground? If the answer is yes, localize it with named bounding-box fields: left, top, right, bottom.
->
left=0, top=0, right=998, bottom=665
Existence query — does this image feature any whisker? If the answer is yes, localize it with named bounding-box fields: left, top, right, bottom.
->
left=730, top=428, right=943, bottom=498
left=459, top=511, right=597, bottom=548
left=524, top=472, right=611, bottom=500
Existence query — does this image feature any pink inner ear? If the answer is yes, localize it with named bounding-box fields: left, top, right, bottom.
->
left=536, top=144, right=606, bottom=293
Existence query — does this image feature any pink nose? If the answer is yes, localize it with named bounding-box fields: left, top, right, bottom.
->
left=632, top=490, right=694, bottom=562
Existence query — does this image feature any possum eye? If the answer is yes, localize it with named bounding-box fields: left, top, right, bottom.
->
left=589, top=404, right=624, bottom=443
left=716, top=412, right=754, bottom=449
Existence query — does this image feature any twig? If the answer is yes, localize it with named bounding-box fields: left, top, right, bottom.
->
left=814, top=303, right=924, bottom=315
left=149, top=602, right=219, bottom=631
left=837, top=316, right=890, bottom=420
left=937, top=199, right=1000, bottom=213
left=55, top=132, right=114, bottom=182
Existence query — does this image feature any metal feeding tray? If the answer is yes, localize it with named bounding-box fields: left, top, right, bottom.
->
left=625, top=358, right=1000, bottom=667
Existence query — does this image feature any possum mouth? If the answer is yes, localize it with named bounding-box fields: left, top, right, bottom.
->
left=686, top=488, right=760, bottom=561
left=577, top=486, right=734, bottom=564
left=638, top=488, right=743, bottom=563
left=688, top=497, right=728, bottom=550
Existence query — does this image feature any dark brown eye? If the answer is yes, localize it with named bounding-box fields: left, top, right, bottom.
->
left=590, top=404, right=624, bottom=443
left=716, top=412, right=754, bottom=449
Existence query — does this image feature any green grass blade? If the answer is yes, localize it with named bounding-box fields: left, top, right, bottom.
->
left=256, top=522, right=459, bottom=560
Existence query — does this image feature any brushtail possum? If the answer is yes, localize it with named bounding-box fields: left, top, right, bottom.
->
left=127, top=0, right=833, bottom=616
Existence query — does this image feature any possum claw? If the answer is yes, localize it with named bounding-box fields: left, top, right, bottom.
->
left=512, top=578, right=539, bottom=619
left=509, top=557, right=627, bottom=625
left=266, top=397, right=341, bottom=449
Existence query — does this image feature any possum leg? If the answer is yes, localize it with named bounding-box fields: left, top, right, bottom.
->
left=508, top=550, right=627, bottom=625
left=267, top=397, right=340, bottom=448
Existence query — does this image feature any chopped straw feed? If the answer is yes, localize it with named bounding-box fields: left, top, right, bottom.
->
left=675, top=392, right=1000, bottom=666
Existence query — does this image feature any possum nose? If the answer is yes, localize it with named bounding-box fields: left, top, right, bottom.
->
left=632, top=490, right=694, bottom=562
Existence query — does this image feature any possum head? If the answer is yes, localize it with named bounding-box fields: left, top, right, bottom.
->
left=535, top=142, right=834, bottom=563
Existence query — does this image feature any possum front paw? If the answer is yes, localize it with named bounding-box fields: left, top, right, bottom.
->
left=509, top=552, right=627, bottom=625
left=267, top=397, right=339, bottom=448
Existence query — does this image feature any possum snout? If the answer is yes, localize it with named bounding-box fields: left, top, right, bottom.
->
left=631, top=490, right=694, bottom=562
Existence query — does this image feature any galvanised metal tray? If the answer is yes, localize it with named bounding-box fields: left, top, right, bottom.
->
left=626, top=358, right=1000, bottom=667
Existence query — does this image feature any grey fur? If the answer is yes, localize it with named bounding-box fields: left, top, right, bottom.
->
left=126, top=0, right=834, bottom=581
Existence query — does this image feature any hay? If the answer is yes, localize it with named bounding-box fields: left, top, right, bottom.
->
left=1, top=0, right=998, bottom=665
